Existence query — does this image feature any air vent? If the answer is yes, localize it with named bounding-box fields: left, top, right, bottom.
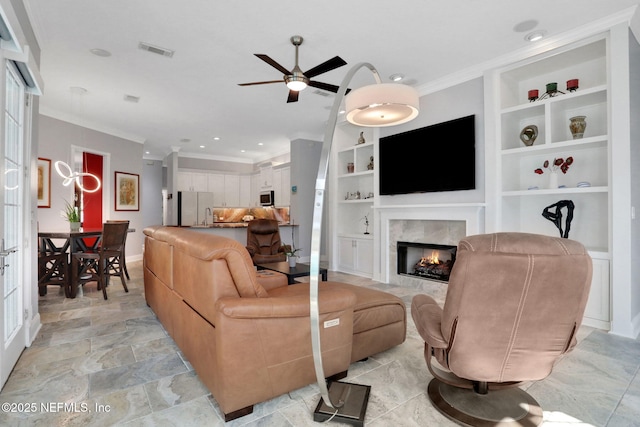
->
left=123, top=94, right=140, bottom=103
left=312, top=89, right=331, bottom=97
left=138, top=42, right=174, bottom=58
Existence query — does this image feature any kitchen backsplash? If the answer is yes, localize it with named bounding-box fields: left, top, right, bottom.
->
left=212, top=206, right=290, bottom=224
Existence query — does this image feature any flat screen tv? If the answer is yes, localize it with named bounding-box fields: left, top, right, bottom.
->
left=379, top=115, right=475, bottom=195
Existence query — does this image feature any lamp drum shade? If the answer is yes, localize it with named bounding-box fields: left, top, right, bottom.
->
left=345, top=83, right=419, bottom=127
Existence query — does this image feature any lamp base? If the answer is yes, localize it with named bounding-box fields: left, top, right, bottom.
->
left=313, top=381, right=371, bottom=426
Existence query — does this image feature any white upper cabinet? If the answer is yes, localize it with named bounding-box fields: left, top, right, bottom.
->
left=178, top=171, right=208, bottom=192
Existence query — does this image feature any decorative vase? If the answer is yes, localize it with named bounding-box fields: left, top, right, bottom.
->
left=347, top=162, right=354, bottom=173
left=357, top=131, right=365, bottom=145
left=288, top=256, right=297, bottom=268
left=548, top=171, right=558, bottom=189
left=69, top=222, right=81, bottom=232
left=569, top=116, right=587, bottom=139
left=519, top=125, right=538, bottom=146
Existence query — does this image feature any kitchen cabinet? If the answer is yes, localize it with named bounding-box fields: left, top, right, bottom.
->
left=207, top=173, right=241, bottom=207
left=239, top=175, right=252, bottom=207
left=259, top=166, right=273, bottom=189
left=272, top=166, right=290, bottom=206
left=250, top=174, right=260, bottom=207
left=178, top=171, right=208, bottom=192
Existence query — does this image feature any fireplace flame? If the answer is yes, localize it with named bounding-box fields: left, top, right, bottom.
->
left=418, top=250, right=440, bottom=266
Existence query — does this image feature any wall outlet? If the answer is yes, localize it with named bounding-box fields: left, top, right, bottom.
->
left=324, top=318, right=340, bottom=328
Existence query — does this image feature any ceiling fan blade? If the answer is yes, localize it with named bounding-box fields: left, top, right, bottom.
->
left=238, top=80, right=283, bottom=86
left=304, top=56, right=347, bottom=78
left=255, top=54, right=291, bottom=75
left=287, top=90, right=299, bottom=103
left=308, top=80, right=341, bottom=93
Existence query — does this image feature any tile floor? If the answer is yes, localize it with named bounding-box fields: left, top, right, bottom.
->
left=1, top=261, right=639, bottom=426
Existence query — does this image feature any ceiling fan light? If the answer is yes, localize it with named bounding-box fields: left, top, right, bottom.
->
left=345, top=83, right=419, bottom=127
left=285, top=74, right=308, bottom=91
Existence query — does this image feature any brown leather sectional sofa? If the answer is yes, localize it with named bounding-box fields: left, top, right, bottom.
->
left=143, top=226, right=406, bottom=421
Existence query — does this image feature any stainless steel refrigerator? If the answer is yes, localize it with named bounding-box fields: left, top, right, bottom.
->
left=178, top=191, right=214, bottom=226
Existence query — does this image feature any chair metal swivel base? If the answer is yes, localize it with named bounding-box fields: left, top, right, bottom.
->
left=427, top=378, right=543, bottom=426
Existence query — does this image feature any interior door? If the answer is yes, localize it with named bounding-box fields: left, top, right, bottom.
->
left=0, top=62, right=27, bottom=387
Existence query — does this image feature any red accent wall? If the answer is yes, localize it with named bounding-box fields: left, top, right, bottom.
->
left=82, top=152, right=103, bottom=239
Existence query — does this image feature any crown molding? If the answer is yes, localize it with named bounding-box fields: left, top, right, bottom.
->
left=40, top=106, right=146, bottom=144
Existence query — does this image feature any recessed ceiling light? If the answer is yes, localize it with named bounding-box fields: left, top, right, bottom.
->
left=90, top=48, right=111, bottom=57
left=69, top=86, right=87, bottom=95
left=258, top=142, right=264, bottom=146
left=525, top=30, right=547, bottom=42
left=389, top=73, right=404, bottom=82
left=145, top=151, right=150, bottom=154
left=513, top=20, right=538, bottom=33
left=240, top=150, right=246, bottom=153
left=200, top=145, right=205, bottom=148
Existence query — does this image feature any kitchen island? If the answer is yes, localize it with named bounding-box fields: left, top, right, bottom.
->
left=187, top=222, right=298, bottom=247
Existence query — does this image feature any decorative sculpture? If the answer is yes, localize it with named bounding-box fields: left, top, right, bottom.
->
left=519, top=125, right=538, bottom=146
left=542, top=200, right=575, bottom=238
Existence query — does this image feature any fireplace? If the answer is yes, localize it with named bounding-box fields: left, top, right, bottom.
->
left=397, top=241, right=457, bottom=282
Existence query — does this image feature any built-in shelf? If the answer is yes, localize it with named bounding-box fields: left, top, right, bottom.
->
left=502, top=186, right=608, bottom=197
left=331, top=123, right=376, bottom=277
left=490, top=34, right=611, bottom=329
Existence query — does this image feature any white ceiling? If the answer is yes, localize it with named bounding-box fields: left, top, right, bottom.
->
left=24, top=0, right=640, bottom=164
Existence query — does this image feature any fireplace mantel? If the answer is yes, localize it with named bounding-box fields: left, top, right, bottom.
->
left=373, top=203, right=485, bottom=283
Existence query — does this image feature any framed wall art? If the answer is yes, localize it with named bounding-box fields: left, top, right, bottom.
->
left=37, top=157, right=51, bottom=208
left=114, top=171, right=139, bottom=211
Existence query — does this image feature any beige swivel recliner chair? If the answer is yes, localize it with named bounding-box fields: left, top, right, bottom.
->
left=411, top=232, right=592, bottom=426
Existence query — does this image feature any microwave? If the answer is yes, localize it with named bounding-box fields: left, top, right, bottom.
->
left=260, top=190, right=274, bottom=206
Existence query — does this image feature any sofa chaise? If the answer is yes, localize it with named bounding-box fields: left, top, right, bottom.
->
left=142, top=226, right=406, bottom=421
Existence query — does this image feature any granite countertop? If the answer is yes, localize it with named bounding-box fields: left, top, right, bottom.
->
left=188, top=222, right=295, bottom=229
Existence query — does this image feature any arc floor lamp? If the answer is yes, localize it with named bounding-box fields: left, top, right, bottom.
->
left=309, top=62, right=419, bottom=424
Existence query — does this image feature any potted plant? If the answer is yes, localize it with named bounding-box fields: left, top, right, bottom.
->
left=283, top=221, right=301, bottom=267
left=283, top=245, right=301, bottom=267
left=62, top=200, right=81, bottom=231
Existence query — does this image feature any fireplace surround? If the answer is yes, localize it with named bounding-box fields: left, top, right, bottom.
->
left=397, top=241, right=457, bottom=282
left=374, top=204, right=485, bottom=285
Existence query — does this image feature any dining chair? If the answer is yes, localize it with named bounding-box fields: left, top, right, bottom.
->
left=37, top=223, right=70, bottom=297
left=38, top=249, right=70, bottom=297
left=71, top=221, right=129, bottom=299
left=106, top=220, right=130, bottom=279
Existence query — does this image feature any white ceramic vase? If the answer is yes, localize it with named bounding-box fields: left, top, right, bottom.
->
left=288, top=256, right=297, bottom=268
left=548, top=171, right=558, bottom=189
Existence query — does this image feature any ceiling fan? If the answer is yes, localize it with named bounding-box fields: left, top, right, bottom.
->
left=238, top=35, right=347, bottom=103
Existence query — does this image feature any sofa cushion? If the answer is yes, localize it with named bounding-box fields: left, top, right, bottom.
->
left=268, top=281, right=406, bottom=361
left=255, top=270, right=288, bottom=291
left=171, top=228, right=269, bottom=299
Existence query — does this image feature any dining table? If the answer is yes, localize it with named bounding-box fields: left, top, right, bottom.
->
left=38, top=228, right=104, bottom=254
left=38, top=227, right=135, bottom=298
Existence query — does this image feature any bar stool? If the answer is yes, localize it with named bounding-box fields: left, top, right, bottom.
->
left=71, top=222, right=129, bottom=299
left=38, top=250, right=70, bottom=297
left=106, top=220, right=130, bottom=279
